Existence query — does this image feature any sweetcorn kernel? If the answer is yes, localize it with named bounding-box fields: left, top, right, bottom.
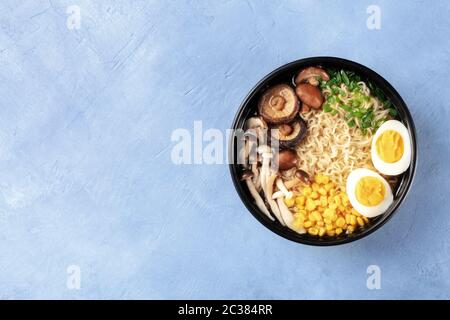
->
left=357, top=217, right=365, bottom=227
left=295, top=196, right=306, bottom=206
left=345, top=214, right=352, bottom=224
left=284, top=197, right=295, bottom=207
left=310, top=191, right=319, bottom=199
left=347, top=225, right=355, bottom=234
left=323, top=208, right=335, bottom=218
left=318, top=188, right=327, bottom=196
left=334, top=195, right=341, bottom=206
left=341, top=194, right=349, bottom=205
left=296, top=213, right=306, bottom=222
left=303, top=187, right=312, bottom=196
left=318, top=227, right=326, bottom=237
left=326, top=230, right=335, bottom=236
left=316, top=221, right=325, bottom=227
left=315, top=174, right=330, bottom=184
left=315, top=174, right=324, bottom=184
left=330, top=212, right=338, bottom=221
left=336, top=217, right=346, bottom=228
left=312, top=211, right=322, bottom=221
left=312, top=183, right=320, bottom=191
left=303, top=221, right=313, bottom=228
left=320, top=196, right=328, bottom=207
left=335, top=228, right=343, bottom=235
left=308, top=227, right=319, bottom=236
left=306, top=198, right=316, bottom=211
left=293, top=219, right=303, bottom=230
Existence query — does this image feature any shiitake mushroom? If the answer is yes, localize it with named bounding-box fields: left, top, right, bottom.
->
left=295, top=67, right=330, bottom=86
left=295, top=169, right=311, bottom=185
left=295, top=83, right=324, bottom=109
left=270, top=116, right=307, bottom=148
left=276, top=149, right=298, bottom=171
left=258, top=84, right=299, bottom=124
left=294, top=66, right=329, bottom=110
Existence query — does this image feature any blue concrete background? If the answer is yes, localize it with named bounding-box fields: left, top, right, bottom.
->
left=0, top=0, right=449, bottom=299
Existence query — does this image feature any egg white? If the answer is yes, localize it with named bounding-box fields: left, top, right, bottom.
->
left=371, top=120, right=411, bottom=176
left=346, top=168, right=393, bottom=218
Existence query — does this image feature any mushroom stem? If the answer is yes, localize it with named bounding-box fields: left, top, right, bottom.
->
left=258, top=145, right=272, bottom=194
left=276, top=197, right=293, bottom=227
left=245, top=179, right=273, bottom=220
left=276, top=178, right=293, bottom=199
left=265, top=173, right=284, bottom=225
left=261, top=153, right=272, bottom=187
left=241, top=170, right=273, bottom=220
left=272, top=190, right=284, bottom=199
left=238, top=139, right=250, bottom=167
left=251, top=163, right=260, bottom=191
left=247, top=138, right=258, bottom=166
left=241, top=131, right=259, bottom=167
left=245, top=117, right=268, bottom=148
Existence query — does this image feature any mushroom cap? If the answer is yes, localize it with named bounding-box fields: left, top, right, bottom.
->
left=270, top=116, right=307, bottom=148
left=295, top=169, right=311, bottom=184
left=276, top=149, right=298, bottom=171
left=295, top=83, right=324, bottom=109
left=241, top=170, right=254, bottom=180
left=258, top=84, right=299, bottom=124
left=295, top=67, right=330, bottom=85
left=241, top=130, right=258, bottom=141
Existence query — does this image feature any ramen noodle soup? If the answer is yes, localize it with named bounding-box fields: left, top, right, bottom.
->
left=239, top=67, right=411, bottom=237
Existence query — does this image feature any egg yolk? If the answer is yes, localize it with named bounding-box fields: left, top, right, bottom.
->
left=355, top=176, right=386, bottom=207
left=376, top=130, right=404, bottom=163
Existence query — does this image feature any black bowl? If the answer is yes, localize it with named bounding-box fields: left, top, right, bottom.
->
left=228, top=57, right=417, bottom=246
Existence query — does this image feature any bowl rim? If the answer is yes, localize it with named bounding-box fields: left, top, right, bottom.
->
left=228, top=56, right=417, bottom=246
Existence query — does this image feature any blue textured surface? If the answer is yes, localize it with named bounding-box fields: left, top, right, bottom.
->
left=0, top=0, right=449, bottom=299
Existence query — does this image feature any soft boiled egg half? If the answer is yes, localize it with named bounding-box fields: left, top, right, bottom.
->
left=371, top=120, right=411, bottom=176
left=346, top=168, right=393, bottom=218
